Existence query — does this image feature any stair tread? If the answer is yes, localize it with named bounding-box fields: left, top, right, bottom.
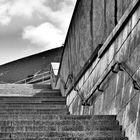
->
left=0, top=138, right=128, bottom=140
left=0, top=121, right=120, bottom=128
left=0, top=115, right=119, bottom=122
left=0, top=106, right=67, bottom=110
left=0, top=131, right=124, bottom=138
left=0, top=125, right=122, bottom=132
left=0, top=96, right=66, bottom=99
left=0, top=115, right=92, bottom=121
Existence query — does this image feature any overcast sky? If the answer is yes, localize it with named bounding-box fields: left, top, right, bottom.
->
left=0, top=0, right=76, bottom=65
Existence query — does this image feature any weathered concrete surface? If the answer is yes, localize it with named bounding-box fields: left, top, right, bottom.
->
left=59, top=0, right=117, bottom=95
left=117, top=0, right=132, bottom=21
left=59, top=0, right=132, bottom=96
left=64, top=0, right=140, bottom=140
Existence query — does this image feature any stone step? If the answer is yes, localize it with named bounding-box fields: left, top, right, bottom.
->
left=0, top=115, right=92, bottom=121
left=0, top=96, right=66, bottom=100
left=0, top=109, right=69, bottom=115
left=34, top=90, right=61, bottom=97
left=0, top=101, right=66, bottom=105
left=0, top=113, right=70, bottom=115
left=0, top=137, right=128, bottom=140
left=41, top=100, right=66, bottom=104
left=85, top=124, right=122, bottom=131
left=0, top=97, right=66, bottom=104
left=91, top=115, right=116, bottom=120
left=0, top=120, right=119, bottom=127
left=0, top=120, right=89, bottom=127
left=62, top=115, right=116, bottom=121
left=0, top=124, right=122, bottom=132
left=0, top=115, right=118, bottom=121
left=0, top=104, right=67, bottom=109
left=0, top=131, right=124, bottom=139
left=33, top=84, right=52, bottom=90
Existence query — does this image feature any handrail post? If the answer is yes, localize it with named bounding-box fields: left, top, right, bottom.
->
left=73, top=87, right=91, bottom=106
left=119, top=62, right=140, bottom=91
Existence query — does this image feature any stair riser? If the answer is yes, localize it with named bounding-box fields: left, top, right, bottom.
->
left=34, top=92, right=61, bottom=97
left=0, top=106, right=67, bottom=109
left=0, top=111, right=69, bottom=115
left=0, top=125, right=122, bottom=132
left=0, top=131, right=123, bottom=139
left=0, top=102, right=66, bottom=105
left=0, top=108, right=68, bottom=111
left=0, top=101, right=66, bottom=104
left=32, top=84, right=52, bottom=89
left=0, top=93, right=61, bottom=97
left=0, top=115, right=119, bottom=122
left=0, top=120, right=119, bottom=127
left=0, top=113, right=70, bottom=116
left=0, top=115, right=92, bottom=121
left=91, top=115, right=116, bottom=120
left=0, top=138, right=129, bottom=140
left=34, top=94, right=61, bottom=97
left=0, top=96, right=65, bottom=99
left=0, top=99, right=66, bottom=102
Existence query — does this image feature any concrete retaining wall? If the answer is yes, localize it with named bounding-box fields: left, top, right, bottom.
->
left=65, top=0, right=140, bottom=139
left=59, top=0, right=116, bottom=94
left=59, top=0, right=132, bottom=96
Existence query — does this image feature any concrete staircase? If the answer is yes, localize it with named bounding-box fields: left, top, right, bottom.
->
left=0, top=84, right=128, bottom=139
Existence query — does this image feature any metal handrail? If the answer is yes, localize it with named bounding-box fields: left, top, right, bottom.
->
left=82, top=62, right=140, bottom=106
left=27, top=74, right=51, bottom=84
left=82, top=62, right=118, bottom=106
left=14, top=71, right=51, bottom=84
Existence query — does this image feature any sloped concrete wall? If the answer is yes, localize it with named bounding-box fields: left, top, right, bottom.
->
left=66, top=0, right=140, bottom=140
left=59, top=0, right=115, bottom=94
left=117, top=0, right=132, bottom=21
left=59, top=0, right=131, bottom=96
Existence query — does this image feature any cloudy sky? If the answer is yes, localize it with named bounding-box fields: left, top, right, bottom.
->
left=0, top=0, right=76, bottom=65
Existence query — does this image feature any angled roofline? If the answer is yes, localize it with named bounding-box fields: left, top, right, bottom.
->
left=0, top=46, right=63, bottom=67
